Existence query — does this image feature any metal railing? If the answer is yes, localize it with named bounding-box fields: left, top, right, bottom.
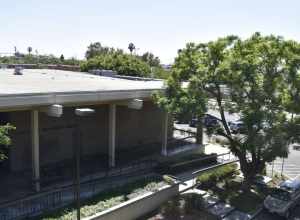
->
left=0, top=160, right=157, bottom=220
left=173, top=127, right=196, bottom=138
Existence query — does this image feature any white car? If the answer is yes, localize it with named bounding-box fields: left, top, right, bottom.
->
left=264, top=176, right=300, bottom=218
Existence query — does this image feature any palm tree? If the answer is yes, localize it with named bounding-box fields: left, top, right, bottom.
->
left=27, top=46, right=32, bottom=55
left=128, top=43, right=135, bottom=54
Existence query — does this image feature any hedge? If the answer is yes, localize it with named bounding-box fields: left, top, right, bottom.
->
left=197, top=163, right=239, bottom=189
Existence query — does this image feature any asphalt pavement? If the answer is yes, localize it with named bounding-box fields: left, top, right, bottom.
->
left=254, top=204, right=300, bottom=220
left=269, top=145, right=300, bottom=179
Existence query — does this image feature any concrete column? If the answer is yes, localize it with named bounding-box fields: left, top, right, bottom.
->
left=31, top=110, right=40, bottom=192
left=109, top=104, right=116, bottom=168
left=161, top=111, right=168, bottom=156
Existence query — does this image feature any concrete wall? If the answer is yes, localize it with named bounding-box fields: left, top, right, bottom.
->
left=8, top=101, right=170, bottom=171
left=116, top=101, right=169, bottom=149
left=84, top=184, right=179, bottom=220
left=9, top=105, right=109, bottom=171
left=9, top=111, right=32, bottom=171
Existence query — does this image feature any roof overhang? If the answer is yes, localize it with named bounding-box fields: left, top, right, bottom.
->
left=0, top=89, right=162, bottom=111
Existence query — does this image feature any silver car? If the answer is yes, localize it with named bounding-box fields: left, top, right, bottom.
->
left=264, top=176, right=300, bottom=218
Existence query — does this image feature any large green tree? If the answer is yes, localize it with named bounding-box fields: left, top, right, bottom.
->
left=85, top=42, right=121, bottom=59
left=140, top=52, right=161, bottom=67
left=155, top=33, right=300, bottom=188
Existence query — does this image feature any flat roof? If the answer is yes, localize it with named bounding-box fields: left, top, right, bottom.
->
left=0, top=69, right=165, bottom=110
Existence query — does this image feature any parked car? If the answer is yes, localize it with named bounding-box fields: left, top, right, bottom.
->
left=264, top=176, right=300, bottom=218
left=189, top=118, right=198, bottom=127
left=228, top=120, right=246, bottom=134
left=293, top=144, right=300, bottom=151
left=204, top=114, right=219, bottom=128
left=189, top=114, right=219, bottom=128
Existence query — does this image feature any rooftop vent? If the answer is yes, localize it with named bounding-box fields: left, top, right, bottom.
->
left=88, top=69, right=117, bottom=77
left=14, top=66, right=23, bottom=75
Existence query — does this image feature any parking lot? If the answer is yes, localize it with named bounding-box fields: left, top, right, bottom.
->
left=175, top=121, right=300, bottom=219
left=269, top=145, right=300, bottom=179
left=175, top=111, right=300, bottom=180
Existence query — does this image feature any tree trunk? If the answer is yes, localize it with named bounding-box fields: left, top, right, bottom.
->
left=240, top=159, right=265, bottom=192
left=241, top=176, right=253, bottom=192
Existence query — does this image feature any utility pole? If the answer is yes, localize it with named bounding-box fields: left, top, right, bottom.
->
left=281, top=157, right=284, bottom=177
left=271, top=161, right=274, bottom=177
left=73, top=108, right=95, bottom=220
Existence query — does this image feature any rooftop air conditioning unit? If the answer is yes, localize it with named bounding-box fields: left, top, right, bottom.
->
left=88, top=69, right=117, bottom=77
left=127, top=99, right=143, bottom=110
left=101, top=70, right=117, bottom=77
left=14, top=66, right=23, bottom=75
left=89, top=69, right=102, bottom=75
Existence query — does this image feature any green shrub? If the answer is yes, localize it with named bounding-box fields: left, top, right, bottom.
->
left=80, top=53, right=152, bottom=77
left=38, top=178, right=164, bottom=220
left=197, top=163, right=238, bottom=188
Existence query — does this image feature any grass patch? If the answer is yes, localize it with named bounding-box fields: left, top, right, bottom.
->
left=35, top=177, right=165, bottom=220
left=230, top=189, right=264, bottom=213
left=203, top=180, right=265, bottom=214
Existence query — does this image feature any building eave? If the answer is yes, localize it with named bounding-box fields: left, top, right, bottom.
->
left=0, top=88, right=163, bottom=111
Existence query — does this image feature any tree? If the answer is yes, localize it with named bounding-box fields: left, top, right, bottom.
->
left=154, top=33, right=300, bottom=189
left=141, top=52, right=160, bottom=67
left=80, top=52, right=151, bottom=77
left=60, top=54, right=65, bottom=62
left=82, top=43, right=167, bottom=78
left=128, top=43, right=136, bottom=54
left=0, top=124, right=15, bottom=161
left=27, top=46, right=32, bottom=55
left=0, top=53, right=81, bottom=66
left=85, top=42, right=116, bottom=59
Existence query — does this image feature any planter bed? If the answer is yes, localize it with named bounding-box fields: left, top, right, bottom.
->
left=34, top=176, right=165, bottom=220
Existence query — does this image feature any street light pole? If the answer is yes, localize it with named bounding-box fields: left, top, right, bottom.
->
left=74, top=108, right=95, bottom=220
left=271, top=161, right=274, bottom=177
left=281, top=157, right=285, bottom=177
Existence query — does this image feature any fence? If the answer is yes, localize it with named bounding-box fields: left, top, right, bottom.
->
left=0, top=160, right=157, bottom=220
left=216, top=152, right=237, bottom=163
left=173, top=127, right=196, bottom=139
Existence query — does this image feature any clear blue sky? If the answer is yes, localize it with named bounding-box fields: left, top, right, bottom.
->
left=0, top=0, right=299, bottom=63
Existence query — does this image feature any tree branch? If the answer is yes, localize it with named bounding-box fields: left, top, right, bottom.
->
left=215, top=83, right=232, bottom=136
